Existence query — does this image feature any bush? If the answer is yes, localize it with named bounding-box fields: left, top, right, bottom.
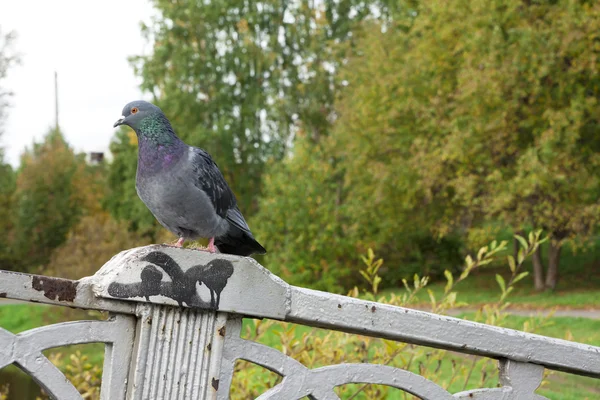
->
left=230, top=232, right=546, bottom=398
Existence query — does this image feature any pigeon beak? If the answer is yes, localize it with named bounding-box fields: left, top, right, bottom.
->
left=113, top=116, right=125, bottom=128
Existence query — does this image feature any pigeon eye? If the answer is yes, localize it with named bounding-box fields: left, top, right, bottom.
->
left=131, top=107, right=139, bottom=114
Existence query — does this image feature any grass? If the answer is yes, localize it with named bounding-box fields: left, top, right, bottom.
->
left=401, top=274, right=600, bottom=309
left=378, top=234, right=600, bottom=310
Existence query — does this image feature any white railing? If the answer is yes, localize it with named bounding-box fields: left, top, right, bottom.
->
left=1, top=245, right=599, bottom=399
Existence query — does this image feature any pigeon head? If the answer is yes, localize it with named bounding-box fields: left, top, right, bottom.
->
left=113, top=100, right=180, bottom=148
left=113, top=100, right=163, bottom=129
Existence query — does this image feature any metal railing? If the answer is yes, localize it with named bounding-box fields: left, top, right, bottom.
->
left=1, top=245, right=598, bottom=399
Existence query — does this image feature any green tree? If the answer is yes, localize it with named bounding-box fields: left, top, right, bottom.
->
left=255, top=0, right=600, bottom=292
left=13, top=129, right=86, bottom=271
left=126, top=0, right=383, bottom=216
left=0, top=27, right=19, bottom=269
left=370, top=0, right=600, bottom=290
left=252, top=20, right=463, bottom=291
left=0, top=161, right=15, bottom=269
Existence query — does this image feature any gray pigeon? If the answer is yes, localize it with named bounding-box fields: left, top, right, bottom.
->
left=113, top=100, right=266, bottom=257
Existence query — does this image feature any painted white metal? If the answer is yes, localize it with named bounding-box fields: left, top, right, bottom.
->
left=92, top=245, right=289, bottom=319
left=0, top=315, right=135, bottom=400
left=287, top=286, right=600, bottom=377
left=126, top=303, right=228, bottom=400
left=0, top=269, right=136, bottom=314
left=0, top=245, right=598, bottom=399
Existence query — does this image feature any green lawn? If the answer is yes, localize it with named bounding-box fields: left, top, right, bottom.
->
left=377, top=234, right=600, bottom=310
left=400, top=277, right=600, bottom=309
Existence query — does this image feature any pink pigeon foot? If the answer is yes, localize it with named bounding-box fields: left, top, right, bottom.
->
left=207, top=237, right=217, bottom=253
left=175, top=237, right=185, bottom=248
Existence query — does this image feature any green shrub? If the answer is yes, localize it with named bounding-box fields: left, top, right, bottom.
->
left=230, top=232, right=547, bottom=399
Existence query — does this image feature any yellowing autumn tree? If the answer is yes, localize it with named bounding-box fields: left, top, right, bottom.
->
left=13, top=129, right=86, bottom=271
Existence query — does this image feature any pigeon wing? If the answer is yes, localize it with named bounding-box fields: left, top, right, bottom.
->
left=190, top=148, right=252, bottom=234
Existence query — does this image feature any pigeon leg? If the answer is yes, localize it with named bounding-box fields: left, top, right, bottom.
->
left=207, top=237, right=217, bottom=253
left=175, top=237, right=185, bottom=248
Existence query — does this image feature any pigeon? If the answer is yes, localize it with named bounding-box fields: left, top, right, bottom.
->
left=113, top=100, right=266, bottom=257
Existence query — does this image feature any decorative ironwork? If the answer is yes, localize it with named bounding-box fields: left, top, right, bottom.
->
left=0, top=315, right=135, bottom=400
left=0, top=245, right=597, bottom=399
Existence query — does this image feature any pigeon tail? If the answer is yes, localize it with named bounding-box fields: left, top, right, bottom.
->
left=214, top=227, right=266, bottom=257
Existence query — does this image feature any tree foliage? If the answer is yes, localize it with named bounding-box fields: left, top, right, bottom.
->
left=125, top=0, right=383, bottom=217
left=400, top=0, right=600, bottom=289
left=4, top=1, right=599, bottom=295
left=0, top=28, right=19, bottom=270
left=13, top=130, right=87, bottom=271
left=0, top=162, right=15, bottom=270
left=255, top=0, right=600, bottom=291
left=252, top=19, right=466, bottom=291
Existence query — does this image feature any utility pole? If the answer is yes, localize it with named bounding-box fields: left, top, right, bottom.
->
left=54, top=71, right=59, bottom=131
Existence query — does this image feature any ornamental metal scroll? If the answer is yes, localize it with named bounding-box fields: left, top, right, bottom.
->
left=0, top=315, right=135, bottom=400
left=217, top=318, right=549, bottom=400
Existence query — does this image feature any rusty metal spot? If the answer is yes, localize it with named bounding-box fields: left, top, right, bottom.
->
left=218, top=326, right=226, bottom=337
left=31, top=276, right=78, bottom=302
left=207, top=342, right=212, bottom=351
left=371, top=306, right=376, bottom=313
left=0, top=293, right=6, bottom=298
left=211, top=378, right=219, bottom=391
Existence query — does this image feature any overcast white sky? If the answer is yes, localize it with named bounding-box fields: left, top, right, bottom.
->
left=1, top=0, right=156, bottom=166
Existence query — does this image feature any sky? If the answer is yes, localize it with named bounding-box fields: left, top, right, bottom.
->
left=1, top=0, right=155, bottom=166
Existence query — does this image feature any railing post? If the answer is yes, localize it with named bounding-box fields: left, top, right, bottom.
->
left=124, top=304, right=228, bottom=399
left=88, top=244, right=288, bottom=400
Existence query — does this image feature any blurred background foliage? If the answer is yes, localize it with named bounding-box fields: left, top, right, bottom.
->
left=0, top=0, right=599, bottom=294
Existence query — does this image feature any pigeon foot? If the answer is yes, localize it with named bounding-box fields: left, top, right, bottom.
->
left=175, top=237, right=185, bottom=248
left=207, top=237, right=216, bottom=253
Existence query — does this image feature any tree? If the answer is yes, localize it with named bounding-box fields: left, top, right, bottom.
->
left=255, top=0, right=600, bottom=292
left=13, top=129, right=86, bottom=271
left=0, top=162, right=15, bottom=270
left=375, top=0, right=600, bottom=290
left=252, top=22, right=465, bottom=291
left=0, top=28, right=19, bottom=269
left=127, top=0, right=384, bottom=216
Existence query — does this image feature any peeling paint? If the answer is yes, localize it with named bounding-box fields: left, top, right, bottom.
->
left=31, top=276, right=78, bottom=302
